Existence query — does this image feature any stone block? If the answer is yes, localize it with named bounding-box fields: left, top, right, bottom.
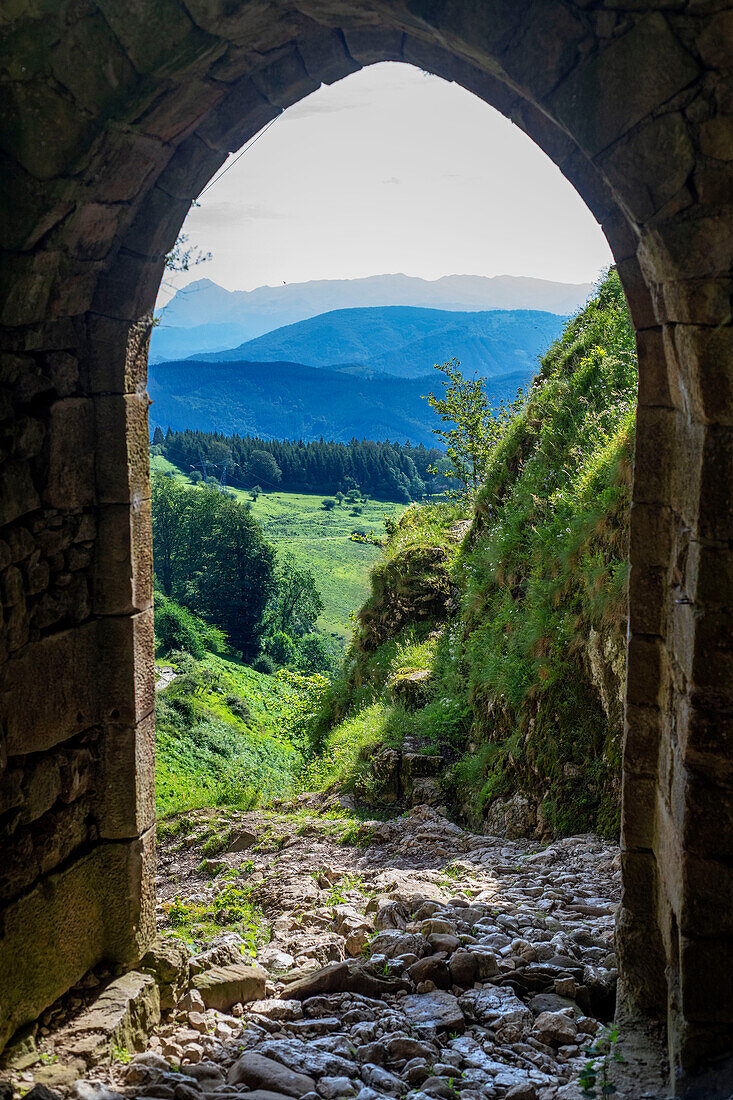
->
left=623, top=703, right=662, bottom=777
left=124, top=186, right=191, bottom=260
left=193, top=963, right=266, bottom=1010
left=1, top=623, right=100, bottom=754
left=632, top=405, right=676, bottom=507
left=97, top=713, right=155, bottom=841
left=600, top=112, right=695, bottom=223
left=95, top=0, right=221, bottom=78
left=196, top=76, right=278, bottom=153
left=0, top=80, right=96, bottom=180
left=93, top=393, right=150, bottom=505
left=0, top=833, right=156, bottom=1052
left=626, top=635, right=668, bottom=709
left=64, top=971, right=160, bottom=1063
left=251, top=47, right=318, bottom=109
left=671, top=324, right=733, bottom=425
left=44, top=398, right=95, bottom=510
left=627, top=565, right=667, bottom=638
left=140, top=935, right=190, bottom=1010
left=679, top=935, right=733, bottom=1024
left=620, top=772, right=657, bottom=850
left=50, top=11, right=138, bottom=117
left=629, top=502, right=673, bottom=570
left=80, top=129, right=174, bottom=205
left=0, top=460, right=40, bottom=527
left=83, top=314, right=150, bottom=395
left=154, top=134, right=227, bottom=200
left=98, top=608, right=155, bottom=727
left=500, top=0, right=587, bottom=99
left=93, top=500, right=153, bottom=616
left=636, top=326, right=678, bottom=410
left=698, top=425, right=733, bottom=542
left=90, top=248, right=164, bottom=323
left=343, top=28, right=404, bottom=66
left=298, top=28, right=359, bottom=86
left=550, top=14, right=699, bottom=157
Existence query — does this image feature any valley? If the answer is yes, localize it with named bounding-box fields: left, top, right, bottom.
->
left=151, top=455, right=405, bottom=641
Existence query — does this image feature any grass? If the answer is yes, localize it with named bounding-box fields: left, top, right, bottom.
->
left=154, top=648, right=328, bottom=817
left=150, top=455, right=405, bottom=641
left=162, top=867, right=270, bottom=953
left=310, top=271, right=636, bottom=837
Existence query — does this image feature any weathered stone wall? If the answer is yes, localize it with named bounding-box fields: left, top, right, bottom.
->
left=0, top=1, right=730, bottom=1089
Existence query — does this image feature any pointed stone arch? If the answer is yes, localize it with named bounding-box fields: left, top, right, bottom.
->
left=0, top=3, right=730, bottom=1088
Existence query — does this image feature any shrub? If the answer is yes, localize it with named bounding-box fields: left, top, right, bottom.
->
left=266, top=631, right=298, bottom=667
left=297, top=634, right=333, bottom=674
left=154, top=595, right=227, bottom=658
left=252, top=652, right=276, bottom=675
left=225, top=693, right=251, bottom=722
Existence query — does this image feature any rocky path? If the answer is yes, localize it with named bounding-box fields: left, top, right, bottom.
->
left=5, top=802, right=649, bottom=1100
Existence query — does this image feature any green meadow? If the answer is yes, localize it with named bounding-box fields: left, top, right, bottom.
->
left=150, top=454, right=404, bottom=641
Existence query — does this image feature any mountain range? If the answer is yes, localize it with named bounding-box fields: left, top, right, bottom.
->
left=195, top=306, right=565, bottom=380
left=151, top=273, right=592, bottom=362
left=147, top=359, right=531, bottom=444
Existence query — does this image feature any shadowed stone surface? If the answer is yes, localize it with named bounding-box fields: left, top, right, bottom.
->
left=0, top=3, right=731, bottom=1093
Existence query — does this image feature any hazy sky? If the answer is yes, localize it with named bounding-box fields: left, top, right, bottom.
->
left=158, top=63, right=613, bottom=307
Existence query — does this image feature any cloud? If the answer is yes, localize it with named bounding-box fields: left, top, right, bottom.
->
left=194, top=201, right=290, bottom=224
left=382, top=176, right=402, bottom=186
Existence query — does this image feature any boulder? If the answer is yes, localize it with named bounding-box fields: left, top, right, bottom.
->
left=388, top=673, right=432, bottom=710
left=193, top=963, right=266, bottom=1010
left=532, top=1010, right=578, bottom=1048
left=400, top=991, right=465, bottom=1033
left=448, top=950, right=498, bottom=988
left=62, top=972, right=160, bottom=1065
left=227, top=827, right=257, bottom=852
left=281, top=961, right=409, bottom=1001
left=228, top=1052, right=316, bottom=1096
left=140, top=935, right=190, bottom=1010
left=463, top=986, right=533, bottom=1041
left=408, top=955, right=451, bottom=990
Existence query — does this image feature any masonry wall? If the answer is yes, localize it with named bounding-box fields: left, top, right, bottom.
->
left=0, top=330, right=156, bottom=1050
left=0, top=1, right=731, bottom=1089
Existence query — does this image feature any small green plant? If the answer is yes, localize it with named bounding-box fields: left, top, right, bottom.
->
left=579, top=1026, right=626, bottom=1098
left=112, top=1045, right=132, bottom=1064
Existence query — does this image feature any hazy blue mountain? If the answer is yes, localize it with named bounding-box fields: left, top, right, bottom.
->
left=150, top=273, right=591, bottom=361
left=193, top=306, right=564, bottom=379
left=147, top=359, right=532, bottom=444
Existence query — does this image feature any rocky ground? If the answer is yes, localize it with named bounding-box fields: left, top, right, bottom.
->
left=3, top=800, right=661, bottom=1100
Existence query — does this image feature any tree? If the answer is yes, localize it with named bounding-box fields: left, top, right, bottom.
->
left=322, top=498, right=337, bottom=511
left=250, top=486, right=261, bottom=500
left=297, top=633, right=333, bottom=674
left=246, top=450, right=281, bottom=488
left=151, top=473, right=189, bottom=596
left=266, top=631, right=298, bottom=667
left=152, top=425, right=164, bottom=446
left=151, top=475, right=276, bottom=661
left=423, top=358, right=507, bottom=500
left=267, top=553, right=324, bottom=638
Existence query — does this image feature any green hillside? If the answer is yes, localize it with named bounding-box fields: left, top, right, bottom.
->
left=312, top=271, right=636, bottom=838
left=151, top=455, right=404, bottom=641
left=147, top=358, right=529, bottom=442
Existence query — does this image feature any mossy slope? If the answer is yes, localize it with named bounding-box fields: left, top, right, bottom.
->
left=317, top=272, right=636, bottom=838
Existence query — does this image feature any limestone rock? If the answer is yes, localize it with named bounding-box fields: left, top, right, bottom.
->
left=193, top=962, right=266, bottom=1010
left=281, top=961, right=409, bottom=1000
left=532, top=1010, right=578, bottom=1047
left=63, top=971, right=160, bottom=1065
left=140, top=935, right=190, bottom=1010
left=228, top=1052, right=316, bottom=1096
left=400, top=991, right=465, bottom=1033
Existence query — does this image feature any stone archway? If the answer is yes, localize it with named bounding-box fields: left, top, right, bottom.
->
left=0, top=2, right=731, bottom=1090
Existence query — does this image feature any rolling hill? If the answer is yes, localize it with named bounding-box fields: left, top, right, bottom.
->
left=147, top=359, right=531, bottom=443
left=150, top=273, right=591, bottom=362
left=194, top=306, right=565, bottom=379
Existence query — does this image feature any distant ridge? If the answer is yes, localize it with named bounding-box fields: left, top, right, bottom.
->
left=151, top=272, right=592, bottom=362
left=194, top=305, right=565, bottom=380
left=147, top=358, right=532, bottom=444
